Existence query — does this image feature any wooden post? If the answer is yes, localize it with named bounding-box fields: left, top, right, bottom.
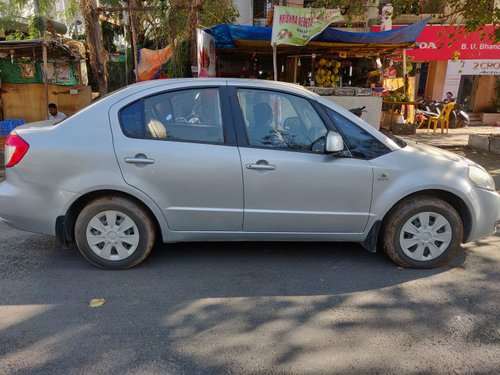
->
left=129, top=1, right=138, bottom=82
left=42, top=39, right=49, bottom=120
left=273, top=43, right=278, bottom=81
left=293, top=56, right=298, bottom=84
left=189, top=0, right=200, bottom=75
left=403, top=48, right=407, bottom=95
left=82, top=0, right=108, bottom=96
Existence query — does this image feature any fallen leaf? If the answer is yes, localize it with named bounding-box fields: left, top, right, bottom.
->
left=90, top=298, right=106, bottom=308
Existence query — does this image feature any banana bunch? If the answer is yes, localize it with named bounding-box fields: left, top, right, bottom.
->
left=315, top=59, right=342, bottom=88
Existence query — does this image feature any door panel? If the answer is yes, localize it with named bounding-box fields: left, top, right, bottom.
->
left=110, top=85, right=244, bottom=231
left=240, top=148, right=373, bottom=233
left=232, top=87, right=373, bottom=233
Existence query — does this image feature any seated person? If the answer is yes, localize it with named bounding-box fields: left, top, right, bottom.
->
left=247, top=102, right=285, bottom=147
left=153, top=101, right=174, bottom=123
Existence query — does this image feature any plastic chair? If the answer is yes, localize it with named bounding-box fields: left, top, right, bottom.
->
left=427, top=102, right=455, bottom=134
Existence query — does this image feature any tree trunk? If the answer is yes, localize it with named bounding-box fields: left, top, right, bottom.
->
left=81, top=0, right=108, bottom=96
left=189, top=0, right=199, bottom=75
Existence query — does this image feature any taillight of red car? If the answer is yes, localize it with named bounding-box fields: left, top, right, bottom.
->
left=4, top=133, right=30, bottom=168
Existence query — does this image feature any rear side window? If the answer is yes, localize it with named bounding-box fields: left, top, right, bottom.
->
left=119, top=101, right=144, bottom=138
left=119, top=88, right=224, bottom=144
left=324, top=106, right=391, bottom=159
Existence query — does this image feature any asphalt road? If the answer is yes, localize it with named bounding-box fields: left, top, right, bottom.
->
left=1, top=219, right=499, bottom=375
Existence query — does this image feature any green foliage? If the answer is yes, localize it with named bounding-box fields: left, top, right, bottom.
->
left=29, top=15, right=45, bottom=38
left=390, top=0, right=500, bottom=42
left=158, top=0, right=238, bottom=78
left=102, top=21, right=118, bottom=53
left=166, top=41, right=191, bottom=78
left=199, top=0, right=239, bottom=27
left=309, top=0, right=499, bottom=42
left=394, top=61, right=414, bottom=77
left=5, top=31, right=28, bottom=41
left=107, top=61, right=129, bottom=91
left=307, top=0, right=367, bottom=23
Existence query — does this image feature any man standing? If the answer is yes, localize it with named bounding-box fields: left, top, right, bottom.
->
left=48, top=103, right=67, bottom=121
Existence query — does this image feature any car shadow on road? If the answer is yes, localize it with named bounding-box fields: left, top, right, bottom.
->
left=140, top=240, right=466, bottom=297
left=5, top=227, right=499, bottom=375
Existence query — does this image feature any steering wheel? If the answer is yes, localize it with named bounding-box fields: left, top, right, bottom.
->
left=186, top=111, right=206, bottom=124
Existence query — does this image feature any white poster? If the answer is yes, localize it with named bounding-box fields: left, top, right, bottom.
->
left=197, top=29, right=216, bottom=78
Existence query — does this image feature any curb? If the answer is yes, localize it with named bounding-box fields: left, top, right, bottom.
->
left=468, top=134, right=500, bottom=154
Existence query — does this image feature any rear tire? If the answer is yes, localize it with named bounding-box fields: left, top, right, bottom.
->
left=75, top=196, right=156, bottom=269
left=381, top=196, right=463, bottom=268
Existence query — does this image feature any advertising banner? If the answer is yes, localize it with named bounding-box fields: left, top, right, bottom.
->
left=271, top=6, right=343, bottom=46
left=197, top=29, right=216, bottom=78
left=371, top=25, right=499, bottom=60
left=443, top=59, right=500, bottom=101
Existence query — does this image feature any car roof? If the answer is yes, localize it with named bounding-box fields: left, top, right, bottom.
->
left=113, top=78, right=315, bottom=99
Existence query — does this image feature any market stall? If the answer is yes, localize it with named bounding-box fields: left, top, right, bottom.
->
left=0, top=38, right=91, bottom=124
left=206, top=18, right=428, bottom=129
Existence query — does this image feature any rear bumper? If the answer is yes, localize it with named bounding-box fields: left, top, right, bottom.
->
left=0, top=169, right=78, bottom=236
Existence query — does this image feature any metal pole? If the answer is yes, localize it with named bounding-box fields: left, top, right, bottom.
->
left=273, top=43, right=278, bottom=81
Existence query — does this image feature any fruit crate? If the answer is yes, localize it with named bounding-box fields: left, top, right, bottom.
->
left=391, top=122, right=418, bottom=135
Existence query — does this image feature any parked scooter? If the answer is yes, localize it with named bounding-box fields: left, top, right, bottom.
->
left=415, top=99, right=469, bottom=129
left=415, top=99, right=439, bottom=128
left=449, top=102, right=470, bottom=128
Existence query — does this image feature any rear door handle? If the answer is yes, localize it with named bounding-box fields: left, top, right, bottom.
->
left=124, top=156, right=155, bottom=165
left=246, top=163, right=276, bottom=171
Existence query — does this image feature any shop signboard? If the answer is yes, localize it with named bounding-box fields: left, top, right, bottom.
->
left=447, top=59, right=500, bottom=75
left=383, top=67, right=397, bottom=79
left=197, top=29, right=216, bottom=78
left=271, top=6, right=343, bottom=46
left=442, top=59, right=500, bottom=100
left=371, top=25, right=499, bottom=60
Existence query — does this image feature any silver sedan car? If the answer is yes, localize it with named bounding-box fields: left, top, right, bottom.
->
left=1, top=79, right=499, bottom=269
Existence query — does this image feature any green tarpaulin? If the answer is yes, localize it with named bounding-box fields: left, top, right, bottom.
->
left=0, top=60, right=78, bottom=86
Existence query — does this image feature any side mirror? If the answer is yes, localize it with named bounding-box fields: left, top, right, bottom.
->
left=325, top=131, right=344, bottom=153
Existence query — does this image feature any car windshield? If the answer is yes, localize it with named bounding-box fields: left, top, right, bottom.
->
left=380, top=130, right=407, bottom=148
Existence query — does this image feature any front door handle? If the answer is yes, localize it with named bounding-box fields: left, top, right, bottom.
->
left=246, top=163, right=276, bottom=171
left=124, top=155, right=155, bottom=165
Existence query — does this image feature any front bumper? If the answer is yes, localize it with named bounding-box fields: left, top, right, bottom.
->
left=465, top=187, right=500, bottom=243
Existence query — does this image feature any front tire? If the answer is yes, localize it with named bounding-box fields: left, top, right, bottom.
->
left=75, top=196, right=156, bottom=269
left=381, top=196, right=463, bottom=268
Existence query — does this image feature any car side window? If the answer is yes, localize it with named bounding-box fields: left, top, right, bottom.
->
left=119, top=88, right=224, bottom=144
left=324, top=106, right=391, bottom=159
left=236, top=89, right=328, bottom=152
